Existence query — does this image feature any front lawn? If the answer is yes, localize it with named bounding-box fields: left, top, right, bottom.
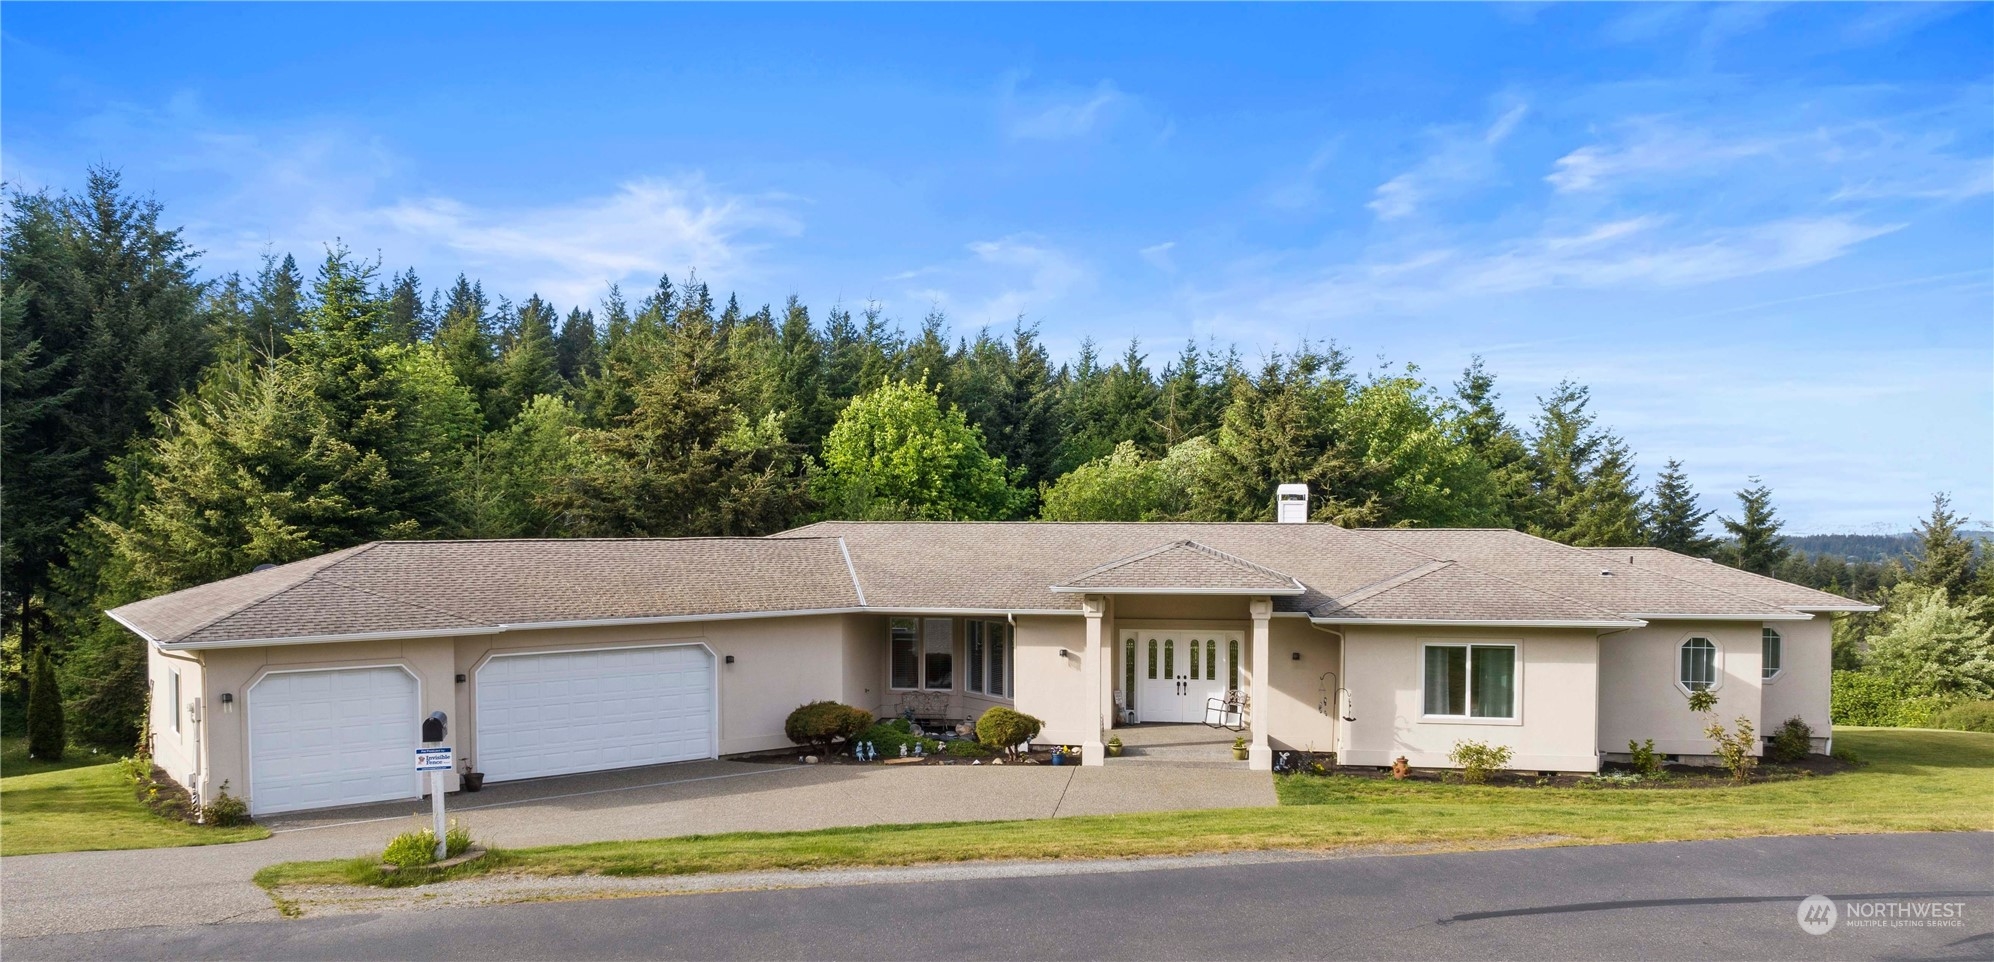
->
left=258, top=727, right=1990, bottom=891
left=1, top=748, right=269, bottom=856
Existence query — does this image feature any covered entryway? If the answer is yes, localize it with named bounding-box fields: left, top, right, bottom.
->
left=1126, top=629, right=1241, bottom=724
left=247, top=666, right=420, bottom=816
left=475, top=644, right=715, bottom=783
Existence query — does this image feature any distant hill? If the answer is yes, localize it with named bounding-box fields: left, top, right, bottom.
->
left=1785, top=531, right=1994, bottom=563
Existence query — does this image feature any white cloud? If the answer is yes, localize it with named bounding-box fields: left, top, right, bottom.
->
left=1546, top=123, right=1778, bottom=193
left=1004, top=79, right=1127, bottom=141
left=1368, top=102, right=1529, bottom=221
left=1139, top=241, right=1177, bottom=273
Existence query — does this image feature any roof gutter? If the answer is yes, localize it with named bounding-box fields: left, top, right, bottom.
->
left=1309, top=616, right=1648, bottom=629
left=1624, top=612, right=1813, bottom=622
left=1048, top=585, right=1307, bottom=596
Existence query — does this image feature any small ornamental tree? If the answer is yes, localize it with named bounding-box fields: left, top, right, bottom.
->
left=813, top=377, right=1022, bottom=521
left=1686, top=689, right=1757, bottom=782
left=26, top=647, right=65, bottom=761
left=1447, top=739, right=1512, bottom=784
left=975, top=706, right=1044, bottom=758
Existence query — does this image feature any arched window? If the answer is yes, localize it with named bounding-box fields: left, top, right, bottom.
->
left=1680, top=637, right=1718, bottom=692
left=1761, top=628, right=1782, bottom=680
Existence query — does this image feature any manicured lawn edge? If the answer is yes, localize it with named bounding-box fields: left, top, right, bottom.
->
left=256, top=728, right=1992, bottom=893
left=1, top=759, right=270, bottom=856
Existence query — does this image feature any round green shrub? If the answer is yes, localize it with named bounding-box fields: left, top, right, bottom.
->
left=784, top=701, right=873, bottom=750
left=855, top=721, right=939, bottom=757
left=975, top=706, right=1043, bottom=755
left=1765, top=716, right=1813, bottom=763
left=1932, top=700, right=1994, bottom=734
left=944, top=739, right=992, bottom=758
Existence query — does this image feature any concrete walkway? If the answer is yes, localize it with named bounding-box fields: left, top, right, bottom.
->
left=1, top=757, right=1273, bottom=938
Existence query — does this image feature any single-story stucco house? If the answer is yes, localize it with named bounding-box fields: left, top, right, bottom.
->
left=110, top=499, right=1875, bottom=816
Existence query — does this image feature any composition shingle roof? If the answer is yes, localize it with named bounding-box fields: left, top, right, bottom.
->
left=1584, top=547, right=1880, bottom=612
left=111, top=522, right=1868, bottom=648
left=1051, top=541, right=1305, bottom=594
left=111, top=538, right=864, bottom=647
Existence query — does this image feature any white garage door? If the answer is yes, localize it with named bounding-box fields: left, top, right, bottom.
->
left=248, top=667, right=419, bottom=816
left=476, top=645, right=714, bottom=783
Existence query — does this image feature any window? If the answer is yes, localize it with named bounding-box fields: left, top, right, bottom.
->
left=1762, top=628, right=1782, bottom=680
left=1005, top=628, right=1014, bottom=696
left=1123, top=637, right=1135, bottom=705
left=890, top=619, right=919, bottom=689
left=967, top=622, right=986, bottom=693
left=1680, top=637, right=1717, bottom=692
left=1147, top=639, right=1158, bottom=679
left=1189, top=638, right=1200, bottom=680
left=170, top=669, right=183, bottom=733
left=1228, top=639, right=1240, bottom=690
left=1205, top=639, right=1217, bottom=682
left=923, top=618, right=953, bottom=691
left=988, top=624, right=1008, bottom=697
left=1163, top=639, right=1175, bottom=679
left=1421, top=644, right=1517, bottom=720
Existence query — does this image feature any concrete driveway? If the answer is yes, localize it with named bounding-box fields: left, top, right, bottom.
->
left=1, top=758, right=1273, bottom=939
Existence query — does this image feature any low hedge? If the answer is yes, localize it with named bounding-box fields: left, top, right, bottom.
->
left=1932, top=700, right=1994, bottom=734
left=1830, top=671, right=1954, bottom=728
left=854, top=719, right=940, bottom=757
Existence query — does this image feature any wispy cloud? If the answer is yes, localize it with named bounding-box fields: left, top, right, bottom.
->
left=1367, top=102, right=1528, bottom=221
left=892, top=233, right=1093, bottom=326
left=1002, top=76, right=1127, bottom=141
left=1139, top=241, right=1177, bottom=273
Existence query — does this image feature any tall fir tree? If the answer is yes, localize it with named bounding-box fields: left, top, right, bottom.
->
left=1643, top=459, right=1719, bottom=555
left=432, top=275, right=501, bottom=426
left=494, top=294, right=565, bottom=424
left=1722, top=477, right=1791, bottom=576
left=555, top=307, right=600, bottom=385
left=1909, top=492, right=1977, bottom=600
left=380, top=268, right=429, bottom=345
left=1452, top=357, right=1536, bottom=528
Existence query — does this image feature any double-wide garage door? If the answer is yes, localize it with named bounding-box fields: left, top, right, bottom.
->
left=476, top=645, right=715, bottom=783
left=248, top=667, right=419, bottom=816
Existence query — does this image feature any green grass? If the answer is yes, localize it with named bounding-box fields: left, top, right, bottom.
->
left=1, top=745, right=269, bottom=856
left=0, top=735, right=117, bottom=778
left=257, top=728, right=1992, bottom=892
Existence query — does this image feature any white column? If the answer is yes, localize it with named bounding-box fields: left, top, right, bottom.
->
left=1081, top=594, right=1108, bottom=766
left=1248, top=596, right=1273, bottom=771
left=1100, top=599, right=1117, bottom=733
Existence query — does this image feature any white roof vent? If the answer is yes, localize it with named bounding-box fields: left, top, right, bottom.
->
left=1276, top=483, right=1309, bottom=524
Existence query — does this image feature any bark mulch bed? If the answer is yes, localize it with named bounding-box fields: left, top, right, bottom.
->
left=1281, top=752, right=1854, bottom=788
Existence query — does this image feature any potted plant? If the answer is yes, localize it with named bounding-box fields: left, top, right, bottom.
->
left=1106, top=735, right=1123, bottom=757
left=1232, top=737, right=1249, bottom=761
left=461, top=764, right=484, bottom=792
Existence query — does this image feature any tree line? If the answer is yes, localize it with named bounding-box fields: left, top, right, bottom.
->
left=4, top=169, right=1985, bottom=749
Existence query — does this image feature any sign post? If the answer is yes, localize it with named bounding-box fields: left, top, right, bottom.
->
left=416, top=745, right=453, bottom=861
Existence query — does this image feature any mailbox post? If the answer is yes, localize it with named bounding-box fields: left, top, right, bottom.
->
left=416, top=712, right=451, bottom=861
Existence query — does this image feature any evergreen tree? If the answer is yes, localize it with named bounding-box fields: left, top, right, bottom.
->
left=433, top=275, right=500, bottom=424
left=1562, top=439, right=1643, bottom=546
left=1452, top=357, right=1535, bottom=527
left=999, top=322, right=1063, bottom=490
left=1192, top=345, right=1364, bottom=523
left=1909, top=492, right=1977, bottom=600
left=1721, top=477, right=1791, bottom=576
left=0, top=169, right=211, bottom=656
left=772, top=297, right=831, bottom=451
left=902, top=309, right=957, bottom=394
left=854, top=303, right=903, bottom=390
left=555, top=307, right=600, bottom=386
left=1524, top=380, right=1642, bottom=544
left=26, top=647, right=65, bottom=760
left=1158, top=340, right=1220, bottom=446
left=460, top=395, right=588, bottom=538
left=494, top=294, right=564, bottom=423
left=1643, top=459, right=1719, bottom=555
left=820, top=304, right=865, bottom=418
left=1337, top=371, right=1503, bottom=527
left=380, top=268, right=429, bottom=345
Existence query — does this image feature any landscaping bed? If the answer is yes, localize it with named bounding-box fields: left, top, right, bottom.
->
left=1284, top=753, right=1854, bottom=789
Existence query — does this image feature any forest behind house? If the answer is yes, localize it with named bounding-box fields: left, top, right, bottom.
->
left=6, top=171, right=1991, bottom=754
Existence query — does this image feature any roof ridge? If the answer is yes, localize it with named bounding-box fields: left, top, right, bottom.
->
left=167, top=543, right=382, bottom=642
left=1585, top=547, right=1867, bottom=607
left=1316, top=560, right=1452, bottom=611
left=1343, top=529, right=1647, bottom=620
left=1175, top=540, right=1305, bottom=587
left=1055, top=539, right=1303, bottom=590
left=309, top=570, right=492, bottom=628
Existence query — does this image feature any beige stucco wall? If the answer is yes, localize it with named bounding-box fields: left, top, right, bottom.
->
left=1596, top=621, right=1764, bottom=760
left=1012, top=614, right=1090, bottom=746
left=1759, top=616, right=1832, bottom=752
left=1263, top=617, right=1341, bottom=754
left=1340, top=626, right=1601, bottom=772
left=145, top=646, right=206, bottom=796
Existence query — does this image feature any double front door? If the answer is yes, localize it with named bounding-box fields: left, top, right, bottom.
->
left=1126, top=630, right=1242, bottom=724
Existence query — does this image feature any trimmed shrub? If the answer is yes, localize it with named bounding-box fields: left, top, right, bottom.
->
left=975, top=706, right=1044, bottom=757
left=201, top=780, right=252, bottom=827
left=944, top=739, right=992, bottom=758
left=26, top=648, right=65, bottom=761
left=784, top=701, right=872, bottom=751
left=1627, top=738, right=1663, bottom=777
left=1831, top=670, right=1954, bottom=728
left=1446, top=740, right=1513, bottom=784
left=1932, top=700, right=1994, bottom=734
left=856, top=720, right=939, bottom=757
left=1765, top=716, right=1813, bottom=763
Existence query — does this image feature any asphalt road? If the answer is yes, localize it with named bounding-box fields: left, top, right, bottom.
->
left=8, top=833, right=1990, bottom=961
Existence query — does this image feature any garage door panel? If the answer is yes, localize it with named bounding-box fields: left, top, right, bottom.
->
left=477, top=645, right=714, bottom=782
left=250, top=667, right=418, bottom=816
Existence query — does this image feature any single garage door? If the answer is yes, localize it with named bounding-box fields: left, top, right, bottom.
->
left=248, top=667, right=419, bottom=816
left=476, top=645, right=714, bottom=782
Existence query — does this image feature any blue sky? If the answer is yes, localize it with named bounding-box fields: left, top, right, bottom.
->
left=5, top=3, right=1989, bottom=534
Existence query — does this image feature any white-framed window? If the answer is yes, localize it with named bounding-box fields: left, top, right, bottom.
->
left=922, top=618, right=953, bottom=691
left=1679, top=637, right=1719, bottom=693
left=1420, top=643, right=1517, bottom=720
left=1761, top=628, right=1782, bottom=681
left=890, top=618, right=966, bottom=692
left=890, top=618, right=920, bottom=689
left=170, top=669, right=183, bottom=734
left=988, top=623, right=1007, bottom=697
